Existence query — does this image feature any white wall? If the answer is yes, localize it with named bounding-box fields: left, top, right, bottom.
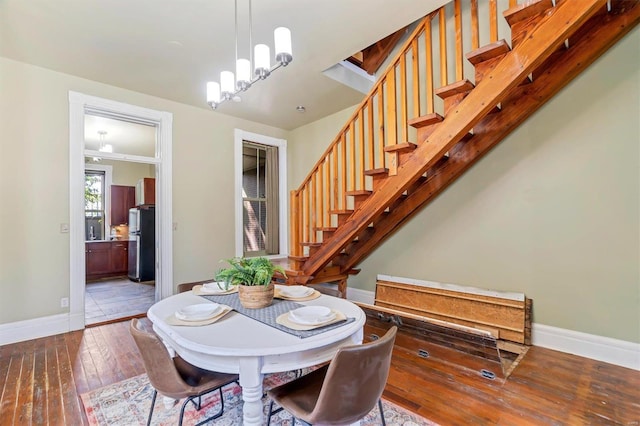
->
left=0, top=56, right=287, bottom=324
left=288, top=28, right=640, bottom=344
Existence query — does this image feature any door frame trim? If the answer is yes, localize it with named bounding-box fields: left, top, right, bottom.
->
left=68, top=91, right=173, bottom=330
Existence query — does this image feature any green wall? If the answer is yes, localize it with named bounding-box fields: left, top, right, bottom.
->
left=288, top=27, right=640, bottom=343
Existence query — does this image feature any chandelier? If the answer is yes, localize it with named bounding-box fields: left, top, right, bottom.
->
left=206, top=0, right=292, bottom=109
left=98, top=130, right=113, bottom=153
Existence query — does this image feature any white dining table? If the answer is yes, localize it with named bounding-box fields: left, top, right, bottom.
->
left=147, top=291, right=366, bottom=426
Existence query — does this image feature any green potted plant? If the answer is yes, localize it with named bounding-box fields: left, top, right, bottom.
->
left=215, top=257, right=286, bottom=309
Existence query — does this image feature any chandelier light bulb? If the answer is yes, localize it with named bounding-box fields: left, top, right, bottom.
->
left=207, top=81, right=221, bottom=108
left=274, top=27, right=293, bottom=66
left=99, top=143, right=113, bottom=153
left=220, top=71, right=235, bottom=100
left=254, top=44, right=271, bottom=79
left=236, top=59, right=251, bottom=91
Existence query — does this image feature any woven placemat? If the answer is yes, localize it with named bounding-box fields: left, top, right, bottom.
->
left=199, top=293, right=355, bottom=338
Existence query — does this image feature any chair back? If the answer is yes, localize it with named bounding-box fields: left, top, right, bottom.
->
left=129, top=318, right=190, bottom=397
left=310, top=326, right=397, bottom=424
left=177, top=279, right=211, bottom=293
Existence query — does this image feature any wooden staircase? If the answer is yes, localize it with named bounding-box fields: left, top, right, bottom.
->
left=280, top=0, right=639, bottom=291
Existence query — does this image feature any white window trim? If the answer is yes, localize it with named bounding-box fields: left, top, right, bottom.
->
left=84, top=164, right=113, bottom=236
left=234, top=129, right=288, bottom=259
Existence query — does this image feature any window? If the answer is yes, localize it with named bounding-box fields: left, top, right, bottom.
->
left=242, top=142, right=279, bottom=256
left=85, top=170, right=105, bottom=240
left=234, top=130, right=287, bottom=258
left=84, top=164, right=112, bottom=241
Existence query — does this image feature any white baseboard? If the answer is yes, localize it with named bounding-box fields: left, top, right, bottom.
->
left=0, top=313, right=71, bottom=346
left=347, top=287, right=375, bottom=304
left=346, top=287, right=640, bottom=370
left=532, top=323, right=640, bottom=371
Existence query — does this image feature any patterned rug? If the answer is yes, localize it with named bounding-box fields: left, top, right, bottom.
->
left=80, top=370, right=436, bottom=425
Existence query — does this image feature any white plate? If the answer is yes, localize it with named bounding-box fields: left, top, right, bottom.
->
left=288, top=306, right=335, bottom=325
left=175, top=303, right=221, bottom=321
left=201, top=282, right=233, bottom=294
left=279, top=285, right=313, bottom=298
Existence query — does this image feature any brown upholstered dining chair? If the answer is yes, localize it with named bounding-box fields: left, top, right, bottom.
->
left=177, top=279, right=212, bottom=294
left=130, top=319, right=239, bottom=426
left=267, top=326, right=397, bottom=426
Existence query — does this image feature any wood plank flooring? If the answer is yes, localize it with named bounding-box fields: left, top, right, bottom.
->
left=1, top=319, right=638, bottom=425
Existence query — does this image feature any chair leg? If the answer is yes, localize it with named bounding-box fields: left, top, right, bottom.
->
left=267, top=400, right=274, bottom=426
left=378, top=399, right=386, bottom=426
left=146, top=389, right=158, bottom=426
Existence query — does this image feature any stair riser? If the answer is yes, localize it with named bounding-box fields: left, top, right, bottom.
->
left=352, top=195, right=371, bottom=210
left=474, top=54, right=508, bottom=86
left=510, top=9, right=553, bottom=48
left=416, top=123, right=442, bottom=144
left=442, top=92, right=471, bottom=116
left=372, top=174, right=388, bottom=192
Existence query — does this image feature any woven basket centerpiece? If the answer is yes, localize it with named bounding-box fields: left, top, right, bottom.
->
left=238, top=282, right=275, bottom=309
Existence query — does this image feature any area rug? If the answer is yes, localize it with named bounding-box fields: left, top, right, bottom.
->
left=80, top=370, right=436, bottom=425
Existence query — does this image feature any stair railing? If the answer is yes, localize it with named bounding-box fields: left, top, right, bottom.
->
left=290, top=0, right=518, bottom=258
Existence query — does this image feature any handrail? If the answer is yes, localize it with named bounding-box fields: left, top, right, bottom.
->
left=290, top=0, right=519, bottom=257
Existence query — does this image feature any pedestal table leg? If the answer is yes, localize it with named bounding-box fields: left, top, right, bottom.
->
left=239, top=357, right=264, bottom=426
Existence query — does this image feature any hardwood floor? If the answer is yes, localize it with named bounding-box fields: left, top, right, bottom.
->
left=1, top=319, right=638, bottom=425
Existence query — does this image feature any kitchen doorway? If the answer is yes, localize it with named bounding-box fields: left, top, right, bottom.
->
left=83, top=151, right=158, bottom=325
left=69, top=92, right=173, bottom=331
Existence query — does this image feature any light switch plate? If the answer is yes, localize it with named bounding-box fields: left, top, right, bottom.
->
left=60, top=223, right=70, bottom=233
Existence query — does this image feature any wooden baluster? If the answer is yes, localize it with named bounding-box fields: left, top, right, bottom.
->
left=349, top=122, right=356, bottom=191
left=340, top=133, right=347, bottom=209
left=454, top=0, right=463, bottom=81
left=377, top=86, right=385, bottom=168
left=317, top=162, right=324, bottom=229
left=489, top=0, right=498, bottom=43
left=412, top=38, right=420, bottom=118
left=357, top=109, right=364, bottom=188
left=290, top=191, right=298, bottom=256
left=367, top=97, right=374, bottom=171
left=332, top=144, right=338, bottom=211
left=509, top=0, right=518, bottom=6
left=387, top=68, right=398, bottom=175
left=323, top=158, right=330, bottom=226
left=439, top=8, right=448, bottom=87
left=471, top=0, right=479, bottom=51
left=302, top=184, right=309, bottom=245
left=298, top=191, right=303, bottom=255
left=310, top=174, right=316, bottom=243
left=400, top=54, right=408, bottom=144
left=425, top=18, right=434, bottom=114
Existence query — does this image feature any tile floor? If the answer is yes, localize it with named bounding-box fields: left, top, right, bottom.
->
left=85, top=277, right=156, bottom=325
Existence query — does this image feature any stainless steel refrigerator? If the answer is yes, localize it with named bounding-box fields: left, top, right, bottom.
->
left=128, top=206, right=155, bottom=282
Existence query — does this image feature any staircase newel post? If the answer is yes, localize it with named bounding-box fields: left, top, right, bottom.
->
left=289, top=190, right=299, bottom=257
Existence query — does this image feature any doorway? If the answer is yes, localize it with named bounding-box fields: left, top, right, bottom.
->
left=69, top=92, right=173, bottom=331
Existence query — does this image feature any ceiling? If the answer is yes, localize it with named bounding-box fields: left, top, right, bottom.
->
left=0, top=0, right=443, bottom=130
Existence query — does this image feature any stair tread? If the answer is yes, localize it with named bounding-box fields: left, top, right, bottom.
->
left=346, top=190, right=372, bottom=196
left=466, top=40, right=511, bottom=65
left=300, top=242, right=322, bottom=247
left=287, top=255, right=308, bottom=261
left=408, top=112, right=444, bottom=128
left=329, top=209, right=354, bottom=215
left=363, top=168, right=389, bottom=176
left=384, top=142, right=418, bottom=153
left=435, top=79, right=475, bottom=99
left=314, top=226, right=337, bottom=231
left=504, top=0, right=553, bottom=27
